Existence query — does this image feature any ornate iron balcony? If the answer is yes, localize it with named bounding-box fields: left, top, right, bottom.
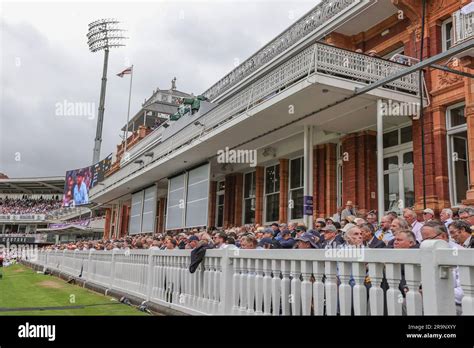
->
left=453, top=8, right=474, bottom=46
left=201, top=0, right=361, bottom=101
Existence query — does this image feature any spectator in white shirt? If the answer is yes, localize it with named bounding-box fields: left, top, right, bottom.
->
left=422, top=208, right=435, bottom=222
left=213, top=232, right=228, bottom=249
left=403, top=208, right=423, bottom=242
left=440, top=208, right=454, bottom=230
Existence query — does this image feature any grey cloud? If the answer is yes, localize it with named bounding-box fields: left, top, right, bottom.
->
left=1, top=1, right=316, bottom=178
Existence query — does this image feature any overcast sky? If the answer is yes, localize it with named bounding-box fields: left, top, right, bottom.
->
left=0, top=0, right=318, bottom=178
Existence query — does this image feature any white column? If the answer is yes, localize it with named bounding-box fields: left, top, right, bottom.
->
left=303, top=125, right=314, bottom=228
left=376, top=100, right=384, bottom=221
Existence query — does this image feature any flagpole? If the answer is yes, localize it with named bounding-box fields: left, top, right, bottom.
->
left=123, top=65, right=134, bottom=159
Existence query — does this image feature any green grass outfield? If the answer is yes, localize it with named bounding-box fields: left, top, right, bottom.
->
left=0, top=264, right=149, bottom=316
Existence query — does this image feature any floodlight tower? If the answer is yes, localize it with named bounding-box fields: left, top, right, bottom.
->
left=87, top=19, right=127, bottom=165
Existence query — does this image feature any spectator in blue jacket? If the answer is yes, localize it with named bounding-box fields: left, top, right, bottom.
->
left=279, top=230, right=295, bottom=249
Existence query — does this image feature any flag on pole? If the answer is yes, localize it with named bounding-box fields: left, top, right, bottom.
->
left=117, top=66, right=133, bottom=77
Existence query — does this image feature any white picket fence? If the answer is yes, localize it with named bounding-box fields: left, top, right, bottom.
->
left=28, top=240, right=474, bottom=315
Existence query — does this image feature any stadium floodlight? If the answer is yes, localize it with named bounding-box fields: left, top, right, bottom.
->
left=87, top=18, right=128, bottom=165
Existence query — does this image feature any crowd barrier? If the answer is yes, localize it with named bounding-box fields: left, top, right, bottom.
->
left=28, top=240, right=474, bottom=315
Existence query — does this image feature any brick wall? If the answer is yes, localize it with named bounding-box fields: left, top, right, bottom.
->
left=279, top=159, right=289, bottom=223
left=313, top=143, right=337, bottom=218
left=255, top=166, right=264, bottom=225
left=224, top=174, right=236, bottom=227
left=234, top=174, right=243, bottom=225
left=341, top=131, right=377, bottom=212
left=104, top=208, right=111, bottom=239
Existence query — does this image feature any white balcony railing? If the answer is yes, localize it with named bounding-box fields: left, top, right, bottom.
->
left=27, top=240, right=473, bottom=316
left=93, top=41, right=420, bottom=197
left=453, top=8, right=474, bottom=46
left=202, top=0, right=362, bottom=101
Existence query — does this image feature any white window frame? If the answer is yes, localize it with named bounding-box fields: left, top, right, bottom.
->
left=441, top=17, right=453, bottom=52
left=446, top=102, right=469, bottom=207
left=216, top=180, right=225, bottom=228
left=264, top=162, right=280, bottom=224
left=289, top=156, right=304, bottom=222
left=383, top=123, right=414, bottom=214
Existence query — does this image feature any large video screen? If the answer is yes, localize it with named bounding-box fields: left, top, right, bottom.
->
left=62, top=154, right=112, bottom=207
left=63, top=166, right=92, bottom=207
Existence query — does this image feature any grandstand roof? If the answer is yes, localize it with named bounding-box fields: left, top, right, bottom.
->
left=0, top=176, right=65, bottom=194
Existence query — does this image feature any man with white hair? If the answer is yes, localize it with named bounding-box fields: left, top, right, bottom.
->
left=403, top=208, right=423, bottom=242
left=440, top=208, right=454, bottom=230
left=343, top=225, right=363, bottom=247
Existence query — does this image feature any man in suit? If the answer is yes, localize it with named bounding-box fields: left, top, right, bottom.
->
left=393, top=230, right=418, bottom=249
left=320, top=225, right=342, bottom=248
left=375, top=215, right=394, bottom=244
left=459, top=206, right=474, bottom=226
left=360, top=223, right=385, bottom=248
left=448, top=220, right=474, bottom=248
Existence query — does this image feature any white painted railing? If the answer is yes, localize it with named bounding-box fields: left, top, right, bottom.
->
left=28, top=240, right=473, bottom=316
left=202, top=0, right=362, bottom=101
left=453, top=8, right=474, bottom=46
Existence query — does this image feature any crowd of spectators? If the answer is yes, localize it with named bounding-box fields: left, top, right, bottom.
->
left=0, top=196, right=62, bottom=215
left=35, top=202, right=474, bottom=315
left=43, top=202, right=474, bottom=252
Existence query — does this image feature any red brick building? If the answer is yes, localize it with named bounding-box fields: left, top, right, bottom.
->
left=94, top=0, right=474, bottom=237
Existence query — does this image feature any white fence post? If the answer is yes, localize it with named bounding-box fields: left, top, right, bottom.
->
left=86, top=249, right=94, bottom=282
left=146, top=249, right=154, bottom=301
left=219, top=250, right=234, bottom=315
left=420, top=240, right=456, bottom=315
left=109, top=250, right=116, bottom=289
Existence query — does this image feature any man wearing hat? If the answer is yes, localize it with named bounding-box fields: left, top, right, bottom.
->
left=263, top=228, right=275, bottom=239
left=320, top=225, right=342, bottom=249
left=325, top=217, right=334, bottom=226
left=341, top=201, right=357, bottom=221
left=257, top=237, right=278, bottom=249
left=270, top=222, right=280, bottom=237
left=279, top=229, right=295, bottom=249
left=295, top=225, right=307, bottom=238
left=186, top=235, right=200, bottom=249
left=294, top=232, right=320, bottom=249
left=422, top=208, right=434, bottom=222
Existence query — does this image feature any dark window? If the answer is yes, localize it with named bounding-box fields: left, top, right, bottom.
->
left=400, top=126, right=412, bottom=144
left=383, top=130, right=398, bottom=148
